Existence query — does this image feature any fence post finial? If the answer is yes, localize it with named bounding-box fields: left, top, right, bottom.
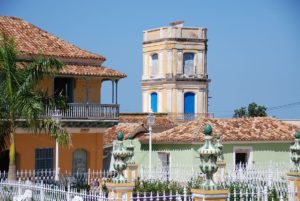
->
left=191, top=124, right=229, bottom=201
left=198, top=124, right=219, bottom=190
left=290, top=132, right=300, bottom=172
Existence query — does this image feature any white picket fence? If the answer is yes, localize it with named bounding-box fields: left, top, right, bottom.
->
left=0, top=180, right=108, bottom=201
left=0, top=169, right=115, bottom=185
left=0, top=180, right=295, bottom=201
left=138, top=165, right=204, bottom=182
left=0, top=180, right=192, bottom=201
left=0, top=161, right=289, bottom=184
left=139, top=161, right=289, bottom=183
left=0, top=162, right=295, bottom=200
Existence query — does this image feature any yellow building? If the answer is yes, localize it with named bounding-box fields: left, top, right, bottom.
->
left=141, top=21, right=210, bottom=118
left=0, top=16, right=126, bottom=172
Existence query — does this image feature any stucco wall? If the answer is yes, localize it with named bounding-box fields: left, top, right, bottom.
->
left=15, top=132, right=104, bottom=171
left=36, top=76, right=102, bottom=103
left=133, top=141, right=290, bottom=169
left=37, top=77, right=52, bottom=95
left=73, top=78, right=101, bottom=103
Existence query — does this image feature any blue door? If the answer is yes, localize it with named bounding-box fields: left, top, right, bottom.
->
left=151, top=92, right=158, bottom=112
left=184, top=92, right=195, bottom=120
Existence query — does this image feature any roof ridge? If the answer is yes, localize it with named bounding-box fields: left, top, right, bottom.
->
left=0, top=16, right=105, bottom=61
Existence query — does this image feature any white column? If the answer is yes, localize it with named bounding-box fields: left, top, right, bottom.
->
left=149, top=125, right=152, bottom=179
left=142, top=53, right=148, bottom=80
left=195, top=93, right=198, bottom=113
left=143, top=91, right=148, bottom=112
left=177, top=89, right=183, bottom=113
left=198, top=90, right=204, bottom=114
left=204, top=51, right=207, bottom=75
left=167, top=49, right=172, bottom=75
left=55, top=140, right=59, bottom=181
left=177, top=50, right=183, bottom=74
left=158, top=91, right=163, bottom=112
left=148, top=92, right=152, bottom=112
left=159, top=50, right=163, bottom=78
left=149, top=54, right=152, bottom=76
left=197, top=52, right=203, bottom=75
left=166, top=89, right=172, bottom=112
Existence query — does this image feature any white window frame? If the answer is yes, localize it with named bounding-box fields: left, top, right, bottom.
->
left=233, top=146, right=253, bottom=168
left=150, top=53, right=159, bottom=77
left=157, top=152, right=171, bottom=180
left=182, top=52, right=196, bottom=76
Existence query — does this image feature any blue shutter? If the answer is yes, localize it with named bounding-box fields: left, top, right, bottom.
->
left=184, top=92, right=195, bottom=120
left=35, top=148, right=54, bottom=170
left=151, top=92, right=158, bottom=112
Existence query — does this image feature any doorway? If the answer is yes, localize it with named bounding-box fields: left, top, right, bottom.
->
left=158, top=152, right=170, bottom=180
left=184, top=92, right=195, bottom=120
left=54, top=77, right=74, bottom=103
left=233, top=147, right=253, bottom=168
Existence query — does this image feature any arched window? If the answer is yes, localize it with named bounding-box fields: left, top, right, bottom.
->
left=72, top=149, right=87, bottom=174
left=151, top=54, right=158, bottom=76
left=184, top=92, right=195, bottom=120
left=183, top=53, right=195, bottom=76
left=150, top=92, right=158, bottom=112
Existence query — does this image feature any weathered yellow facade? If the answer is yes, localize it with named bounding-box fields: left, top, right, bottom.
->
left=38, top=77, right=102, bottom=103
left=12, top=75, right=118, bottom=172
left=141, top=23, right=210, bottom=115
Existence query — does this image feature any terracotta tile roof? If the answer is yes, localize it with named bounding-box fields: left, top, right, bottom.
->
left=119, top=113, right=177, bottom=132
left=17, top=62, right=126, bottom=78
left=139, top=117, right=300, bottom=144
left=60, top=65, right=126, bottom=77
left=1, top=16, right=127, bottom=78
left=104, top=123, right=148, bottom=146
left=0, top=16, right=105, bottom=61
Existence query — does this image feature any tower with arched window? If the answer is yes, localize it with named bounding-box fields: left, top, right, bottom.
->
left=141, top=22, right=210, bottom=117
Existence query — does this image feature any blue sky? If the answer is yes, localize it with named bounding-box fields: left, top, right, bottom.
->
left=1, top=0, right=300, bottom=118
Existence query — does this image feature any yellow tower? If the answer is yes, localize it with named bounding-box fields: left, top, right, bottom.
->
left=141, top=21, right=210, bottom=118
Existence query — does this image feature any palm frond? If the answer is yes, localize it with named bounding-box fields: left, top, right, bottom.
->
left=26, top=57, right=64, bottom=83
left=0, top=33, right=71, bottom=160
left=39, top=119, right=71, bottom=146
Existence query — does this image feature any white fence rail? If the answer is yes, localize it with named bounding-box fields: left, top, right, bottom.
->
left=0, top=162, right=290, bottom=184
left=138, top=166, right=204, bottom=182
left=0, top=180, right=192, bottom=201
left=0, top=162, right=295, bottom=200
left=0, top=180, right=295, bottom=201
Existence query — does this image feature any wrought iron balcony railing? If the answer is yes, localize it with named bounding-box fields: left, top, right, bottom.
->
left=45, top=103, right=119, bottom=120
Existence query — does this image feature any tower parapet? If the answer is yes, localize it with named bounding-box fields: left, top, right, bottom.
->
left=141, top=22, right=210, bottom=117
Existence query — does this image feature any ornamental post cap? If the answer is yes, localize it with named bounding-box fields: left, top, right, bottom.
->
left=216, top=133, right=220, bottom=139
left=295, top=132, right=300, bottom=139
left=204, top=124, right=212, bottom=136
left=117, top=131, right=124, bottom=141
left=128, top=134, right=133, bottom=140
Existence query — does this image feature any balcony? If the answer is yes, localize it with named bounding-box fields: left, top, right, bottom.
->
left=45, top=103, right=119, bottom=120
left=175, top=74, right=209, bottom=81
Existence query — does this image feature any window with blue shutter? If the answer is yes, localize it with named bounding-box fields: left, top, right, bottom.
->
left=151, top=92, right=158, bottom=112
left=35, top=148, right=54, bottom=170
